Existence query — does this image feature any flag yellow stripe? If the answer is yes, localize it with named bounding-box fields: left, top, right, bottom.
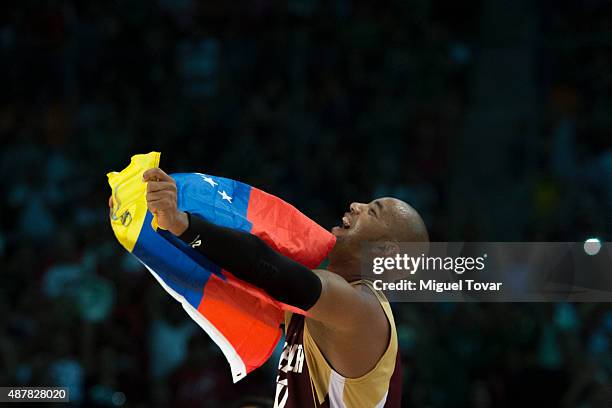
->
left=107, top=152, right=161, bottom=252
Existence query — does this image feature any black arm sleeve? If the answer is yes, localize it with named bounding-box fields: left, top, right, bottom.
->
left=177, top=212, right=322, bottom=311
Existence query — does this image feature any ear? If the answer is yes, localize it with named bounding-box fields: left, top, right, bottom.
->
left=370, top=241, right=399, bottom=256
left=382, top=241, right=400, bottom=257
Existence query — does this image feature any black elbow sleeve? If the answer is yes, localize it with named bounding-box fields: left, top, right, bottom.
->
left=254, top=256, right=323, bottom=311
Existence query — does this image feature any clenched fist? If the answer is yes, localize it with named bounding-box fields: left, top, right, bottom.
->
left=142, top=167, right=189, bottom=236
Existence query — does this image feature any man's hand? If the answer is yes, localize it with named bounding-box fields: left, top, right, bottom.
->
left=142, top=167, right=189, bottom=236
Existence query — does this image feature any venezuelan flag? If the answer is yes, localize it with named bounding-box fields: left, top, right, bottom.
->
left=107, top=152, right=335, bottom=382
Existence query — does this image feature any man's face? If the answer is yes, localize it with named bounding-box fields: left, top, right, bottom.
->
left=331, top=198, right=394, bottom=247
left=328, top=197, right=427, bottom=274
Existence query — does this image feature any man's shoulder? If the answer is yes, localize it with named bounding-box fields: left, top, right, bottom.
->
left=304, top=280, right=392, bottom=378
left=307, top=277, right=389, bottom=336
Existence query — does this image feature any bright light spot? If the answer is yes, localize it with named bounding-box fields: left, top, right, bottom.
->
left=584, top=238, right=602, bottom=256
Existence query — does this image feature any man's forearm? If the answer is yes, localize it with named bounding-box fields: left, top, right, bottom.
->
left=175, top=211, right=322, bottom=311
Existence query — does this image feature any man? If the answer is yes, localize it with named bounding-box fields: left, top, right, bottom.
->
left=135, top=167, right=429, bottom=407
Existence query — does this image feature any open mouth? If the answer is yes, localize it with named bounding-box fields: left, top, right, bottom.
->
left=342, top=215, right=351, bottom=229
left=332, top=214, right=352, bottom=235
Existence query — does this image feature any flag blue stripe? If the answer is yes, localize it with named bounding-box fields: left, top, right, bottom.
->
left=133, top=212, right=213, bottom=308
left=157, top=229, right=226, bottom=281
left=173, top=173, right=253, bottom=232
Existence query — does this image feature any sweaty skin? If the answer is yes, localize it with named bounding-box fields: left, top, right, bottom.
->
left=110, top=168, right=429, bottom=379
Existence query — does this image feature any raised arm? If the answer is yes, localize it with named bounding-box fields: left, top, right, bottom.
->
left=141, top=167, right=382, bottom=331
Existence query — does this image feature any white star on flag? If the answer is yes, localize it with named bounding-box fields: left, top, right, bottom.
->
left=218, top=190, right=232, bottom=203
left=199, top=174, right=218, bottom=188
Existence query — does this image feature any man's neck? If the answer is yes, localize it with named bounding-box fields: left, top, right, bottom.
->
left=328, top=258, right=362, bottom=282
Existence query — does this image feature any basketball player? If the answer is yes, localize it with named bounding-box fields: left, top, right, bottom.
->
left=136, top=167, right=429, bottom=407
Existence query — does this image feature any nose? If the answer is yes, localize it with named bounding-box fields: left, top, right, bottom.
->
left=350, top=202, right=365, bottom=214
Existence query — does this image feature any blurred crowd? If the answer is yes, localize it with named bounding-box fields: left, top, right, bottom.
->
left=0, top=0, right=610, bottom=407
